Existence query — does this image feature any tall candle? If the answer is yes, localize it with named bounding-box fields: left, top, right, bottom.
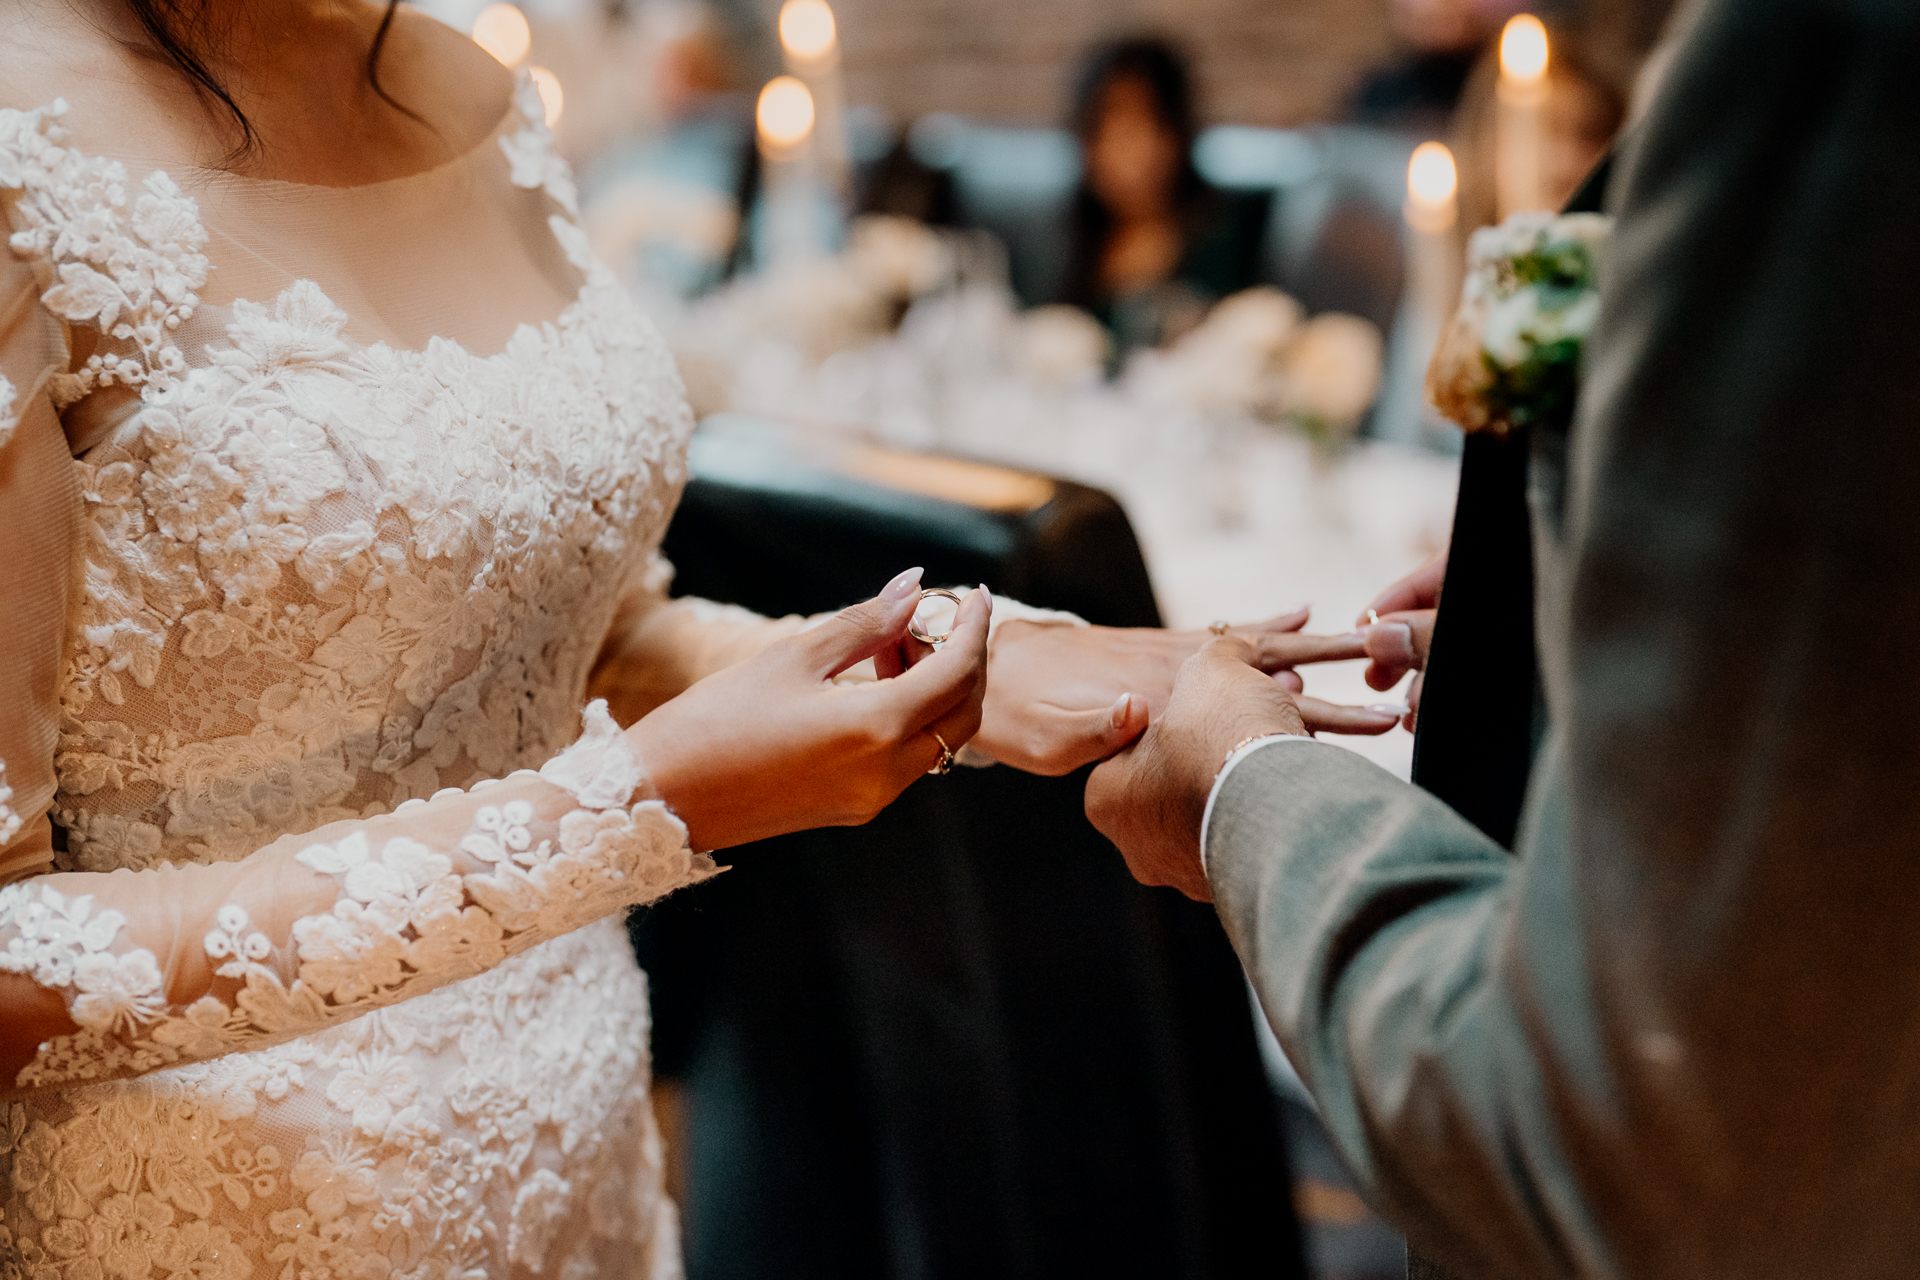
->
left=1405, top=141, right=1461, bottom=322
left=757, top=75, right=821, bottom=265
left=779, top=0, right=850, bottom=201
left=1496, top=14, right=1549, bottom=220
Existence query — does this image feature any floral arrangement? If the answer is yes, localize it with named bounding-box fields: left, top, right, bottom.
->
left=1133, top=287, right=1384, bottom=450
left=1427, top=211, right=1612, bottom=436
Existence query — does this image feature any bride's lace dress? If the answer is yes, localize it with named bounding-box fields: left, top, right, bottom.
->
left=0, top=75, right=741, bottom=1279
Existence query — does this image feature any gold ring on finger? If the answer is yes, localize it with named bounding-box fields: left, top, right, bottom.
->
left=1367, top=610, right=1381, bottom=627
left=909, top=588, right=965, bottom=645
left=926, top=729, right=955, bottom=775
left=1208, top=620, right=1230, bottom=637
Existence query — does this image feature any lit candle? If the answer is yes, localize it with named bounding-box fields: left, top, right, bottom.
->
left=1377, top=142, right=1462, bottom=446
left=1495, top=14, right=1549, bottom=219
left=757, top=75, right=821, bottom=264
left=471, top=2, right=531, bottom=68
left=1406, top=144, right=1461, bottom=382
left=757, top=75, right=816, bottom=155
left=778, top=0, right=849, bottom=200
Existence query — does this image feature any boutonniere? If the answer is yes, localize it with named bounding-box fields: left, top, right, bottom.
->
left=1427, top=211, right=1612, bottom=437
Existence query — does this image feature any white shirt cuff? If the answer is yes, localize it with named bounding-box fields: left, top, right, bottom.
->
left=1199, top=735, right=1325, bottom=877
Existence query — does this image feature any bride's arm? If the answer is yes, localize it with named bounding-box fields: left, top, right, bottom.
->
left=0, top=582, right=985, bottom=1094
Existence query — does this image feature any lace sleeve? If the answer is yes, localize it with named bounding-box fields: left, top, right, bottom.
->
left=0, top=701, right=714, bottom=1092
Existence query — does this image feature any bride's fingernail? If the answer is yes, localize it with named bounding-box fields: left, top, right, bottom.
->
left=1110, top=693, right=1134, bottom=728
left=1365, top=622, right=1415, bottom=664
left=882, top=567, right=924, bottom=600
left=977, top=583, right=994, bottom=610
left=1366, top=703, right=1408, bottom=717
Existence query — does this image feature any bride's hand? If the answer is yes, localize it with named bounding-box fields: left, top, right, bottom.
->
left=1357, top=551, right=1445, bottom=731
left=625, top=572, right=990, bottom=850
left=971, top=609, right=1402, bottom=777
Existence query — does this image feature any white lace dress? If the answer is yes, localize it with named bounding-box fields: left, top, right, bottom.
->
left=0, top=77, right=781, bottom=1280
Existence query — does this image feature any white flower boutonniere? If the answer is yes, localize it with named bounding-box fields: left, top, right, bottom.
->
left=1427, top=211, right=1612, bottom=436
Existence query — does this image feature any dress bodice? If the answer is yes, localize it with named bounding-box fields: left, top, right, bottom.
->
left=0, top=80, right=695, bottom=874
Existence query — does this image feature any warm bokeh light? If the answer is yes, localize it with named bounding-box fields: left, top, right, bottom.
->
left=1407, top=142, right=1458, bottom=208
left=1500, top=14, right=1549, bottom=84
left=778, top=0, right=837, bottom=61
left=528, top=66, right=564, bottom=126
left=471, top=3, right=531, bottom=68
left=757, top=76, right=816, bottom=149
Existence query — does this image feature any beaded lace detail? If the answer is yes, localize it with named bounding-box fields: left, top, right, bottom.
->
left=0, top=75, right=705, bottom=1279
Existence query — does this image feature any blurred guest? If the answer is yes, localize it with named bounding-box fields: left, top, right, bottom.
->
left=1350, top=0, right=1520, bottom=137
left=1060, top=38, right=1271, bottom=359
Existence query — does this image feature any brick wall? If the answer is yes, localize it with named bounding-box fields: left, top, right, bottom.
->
left=823, top=0, right=1400, bottom=128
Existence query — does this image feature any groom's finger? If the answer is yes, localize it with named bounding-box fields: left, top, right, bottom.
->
left=1297, top=696, right=1402, bottom=736
left=1242, top=630, right=1370, bottom=672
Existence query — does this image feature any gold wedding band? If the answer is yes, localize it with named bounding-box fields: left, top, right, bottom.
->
left=909, top=588, right=965, bottom=645
left=1208, top=620, right=1230, bottom=637
left=926, top=729, right=955, bottom=775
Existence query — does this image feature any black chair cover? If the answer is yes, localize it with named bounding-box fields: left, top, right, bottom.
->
left=632, top=416, right=1308, bottom=1280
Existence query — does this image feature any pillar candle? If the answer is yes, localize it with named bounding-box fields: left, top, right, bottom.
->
left=1495, top=14, right=1550, bottom=220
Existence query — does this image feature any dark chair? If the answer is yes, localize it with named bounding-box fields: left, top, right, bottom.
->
left=634, top=414, right=1307, bottom=1280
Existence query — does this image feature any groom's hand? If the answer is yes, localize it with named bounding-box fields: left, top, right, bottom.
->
left=975, top=611, right=1396, bottom=776
left=1086, top=638, right=1305, bottom=902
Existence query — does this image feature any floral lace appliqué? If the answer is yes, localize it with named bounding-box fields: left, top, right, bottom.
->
left=0, top=100, right=207, bottom=406
left=500, top=74, right=579, bottom=217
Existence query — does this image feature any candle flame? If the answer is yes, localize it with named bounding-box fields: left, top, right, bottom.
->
left=1408, top=142, right=1457, bottom=207
left=758, top=76, right=816, bottom=149
left=471, top=3, right=531, bottom=68
left=1500, top=14, right=1549, bottom=85
left=779, top=0, right=838, bottom=61
left=528, top=66, right=564, bottom=126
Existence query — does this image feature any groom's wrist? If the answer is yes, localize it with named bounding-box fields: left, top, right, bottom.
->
left=1198, top=734, right=1320, bottom=876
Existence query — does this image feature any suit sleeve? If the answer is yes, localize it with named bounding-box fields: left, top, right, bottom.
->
left=1206, top=2, right=1920, bottom=1276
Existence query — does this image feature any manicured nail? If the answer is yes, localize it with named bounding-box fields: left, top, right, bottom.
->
left=1366, top=703, right=1409, bottom=717
left=977, top=583, right=994, bottom=611
left=1110, top=692, right=1134, bottom=728
left=1365, top=622, right=1415, bottom=665
left=882, top=567, right=924, bottom=600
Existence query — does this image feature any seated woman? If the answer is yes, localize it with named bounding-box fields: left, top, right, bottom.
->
left=1059, top=38, right=1272, bottom=359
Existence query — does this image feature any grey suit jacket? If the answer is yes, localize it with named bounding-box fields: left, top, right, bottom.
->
left=1207, top=2, right=1920, bottom=1277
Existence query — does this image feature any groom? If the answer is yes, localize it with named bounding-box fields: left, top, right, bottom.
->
left=1087, top=0, right=1920, bottom=1275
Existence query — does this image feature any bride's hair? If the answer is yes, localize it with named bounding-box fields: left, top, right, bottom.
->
left=120, top=0, right=415, bottom=161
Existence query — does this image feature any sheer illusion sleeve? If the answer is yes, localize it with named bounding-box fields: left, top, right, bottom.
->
left=0, top=242, right=75, bottom=885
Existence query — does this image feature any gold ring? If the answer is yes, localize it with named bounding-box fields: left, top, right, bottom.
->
left=1367, top=610, right=1381, bottom=627
left=926, top=729, right=955, bottom=775
left=909, top=588, right=965, bottom=645
left=1208, top=620, right=1230, bottom=637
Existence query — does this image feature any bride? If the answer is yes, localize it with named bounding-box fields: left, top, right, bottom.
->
left=0, top=1, right=1395, bottom=1275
